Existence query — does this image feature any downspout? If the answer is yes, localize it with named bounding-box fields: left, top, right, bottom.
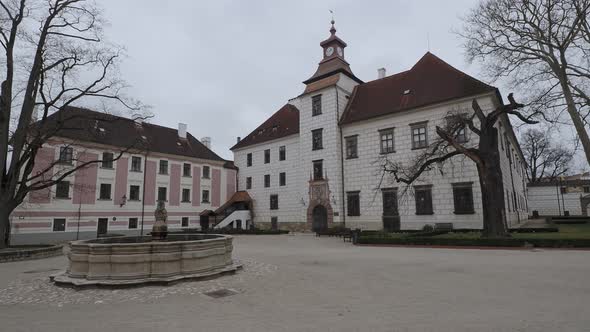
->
left=336, top=86, right=346, bottom=228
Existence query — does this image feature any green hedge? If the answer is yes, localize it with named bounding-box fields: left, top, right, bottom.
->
left=357, top=235, right=590, bottom=248
left=170, top=228, right=289, bottom=235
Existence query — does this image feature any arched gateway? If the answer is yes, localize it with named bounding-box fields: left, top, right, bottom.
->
left=312, top=205, right=328, bottom=231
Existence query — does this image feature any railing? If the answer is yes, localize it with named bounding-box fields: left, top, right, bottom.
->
left=214, top=210, right=251, bottom=229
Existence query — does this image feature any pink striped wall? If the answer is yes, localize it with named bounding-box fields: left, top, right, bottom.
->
left=226, top=169, right=236, bottom=201
left=13, top=222, right=52, bottom=229
left=192, top=166, right=201, bottom=206
left=72, top=152, right=98, bottom=205
left=13, top=210, right=202, bottom=217
left=67, top=220, right=97, bottom=228
left=113, top=157, right=128, bottom=205
left=29, top=147, right=55, bottom=204
left=212, top=168, right=221, bottom=207
left=169, top=164, right=181, bottom=206
left=144, top=160, right=157, bottom=205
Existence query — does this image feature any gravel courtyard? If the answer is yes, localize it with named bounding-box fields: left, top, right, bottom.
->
left=1, top=234, right=589, bottom=332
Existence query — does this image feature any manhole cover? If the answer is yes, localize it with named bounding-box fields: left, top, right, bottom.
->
left=203, top=288, right=238, bottom=298
left=23, top=268, right=61, bottom=274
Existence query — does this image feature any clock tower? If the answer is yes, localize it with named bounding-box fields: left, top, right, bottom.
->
left=303, top=20, right=362, bottom=85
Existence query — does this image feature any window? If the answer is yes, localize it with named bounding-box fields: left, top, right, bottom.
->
left=129, top=185, right=140, bottom=201
left=312, top=129, right=323, bottom=150
left=271, top=216, right=278, bottom=231
left=202, top=190, right=210, bottom=203
left=279, top=172, right=286, bottom=186
left=347, top=191, right=360, bottom=216
left=456, top=126, right=468, bottom=143
left=58, top=147, right=73, bottom=164
left=379, top=128, right=395, bottom=154
left=99, top=183, right=111, bottom=200
left=246, top=177, right=252, bottom=189
left=183, top=163, right=191, bottom=177
left=279, top=146, right=286, bottom=161
left=157, top=187, right=167, bottom=201
left=182, top=188, right=191, bottom=202
left=452, top=183, right=474, bottom=214
left=414, top=185, right=433, bottom=215
left=202, top=166, right=210, bottom=178
left=560, top=187, right=567, bottom=194
left=128, top=218, right=138, bottom=229
left=247, top=153, right=252, bottom=167
left=53, top=218, right=66, bottom=232
left=506, top=190, right=511, bottom=212
left=584, top=186, right=590, bottom=193
left=159, top=160, right=168, bottom=174
left=264, top=174, right=271, bottom=188
left=411, top=122, right=428, bottom=149
left=312, top=95, right=322, bottom=116
left=264, top=149, right=270, bottom=164
left=181, top=217, right=189, bottom=227
left=55, top=181, right=70, bottom=199
left=131, top=156, right=142, bottom=172
left=270, top=194, right=279, bottom=210
left=345, top=135, right=358, bottom=159
left=313, top=160, right=323, bottom=180
left=382, top=189, right=399, bottom=216
left=101, top=152, right=114, bottom=169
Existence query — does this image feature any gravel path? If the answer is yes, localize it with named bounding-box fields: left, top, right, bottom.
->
left=1, top=234, right=589, bottom=332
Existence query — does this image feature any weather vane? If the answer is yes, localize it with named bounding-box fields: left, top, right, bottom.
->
left=330, top=9, right=334, bottom=23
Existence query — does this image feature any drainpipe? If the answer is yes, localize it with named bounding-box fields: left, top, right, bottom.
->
left=336, top=86, right=346, bottom=228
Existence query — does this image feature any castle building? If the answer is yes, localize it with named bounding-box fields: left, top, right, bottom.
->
left=10, top=108, right=238, bottom=244
left=231, top=21, right=528, bottom=231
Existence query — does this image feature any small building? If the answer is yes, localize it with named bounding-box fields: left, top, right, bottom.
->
left=527, top=174, right=590, bottom=216
left=11, top=107, right=238, bottom=245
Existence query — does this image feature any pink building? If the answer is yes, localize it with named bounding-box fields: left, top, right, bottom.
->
left=10, top=107, right=238, bottom=245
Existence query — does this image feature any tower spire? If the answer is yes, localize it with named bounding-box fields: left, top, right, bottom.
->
left=329, top=10, right=336, bottom=36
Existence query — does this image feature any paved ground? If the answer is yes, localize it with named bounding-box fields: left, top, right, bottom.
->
left=1, top=234, right=589, bottom=332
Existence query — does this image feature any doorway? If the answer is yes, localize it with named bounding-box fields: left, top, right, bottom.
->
left=382, top=190, right=400, bottom=231
left=97, top=218, right=108, bottom=237
left=312, top=205, right=328, bottom=232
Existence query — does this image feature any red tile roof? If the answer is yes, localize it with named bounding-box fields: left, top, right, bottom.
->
left=230, top=104, right=300, bottom=150
left=41, top=107, right=230, bottom=164
left=340, top=52, right=497, bottom=125
left=303, top=57, right=362, bottom=85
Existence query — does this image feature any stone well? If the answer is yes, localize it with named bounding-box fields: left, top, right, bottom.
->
left=51, top=234, right=241, bottom=287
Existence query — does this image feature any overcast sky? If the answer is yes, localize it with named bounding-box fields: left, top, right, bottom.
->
left=97, top=0, right=587, bottom=172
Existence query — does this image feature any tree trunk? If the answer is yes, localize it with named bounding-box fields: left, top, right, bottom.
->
left=0, top=206, right=10, bottom=249
left=478, top=162, right=508, bottom=237
left=558, top=74, right=590, bottom=168
left=478, top=127, right=509, bottom=237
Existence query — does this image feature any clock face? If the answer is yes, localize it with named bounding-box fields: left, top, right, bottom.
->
left=325, top=47, right=334, bottom=56
left=337, top=47, right=343, bottom=57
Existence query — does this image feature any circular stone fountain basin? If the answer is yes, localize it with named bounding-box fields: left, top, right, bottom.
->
left=52, top=234, right=241, bottom=287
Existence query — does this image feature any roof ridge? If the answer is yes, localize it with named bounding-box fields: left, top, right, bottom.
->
left=414, top=52, right=495, bottom=90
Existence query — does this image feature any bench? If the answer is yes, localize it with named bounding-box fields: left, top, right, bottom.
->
left=434, top=223, right=454, bottom=231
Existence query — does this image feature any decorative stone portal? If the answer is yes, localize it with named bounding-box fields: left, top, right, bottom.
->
left=306, top=178, right=334, bottom=230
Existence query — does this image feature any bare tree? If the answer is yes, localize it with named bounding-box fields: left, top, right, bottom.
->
left=0, top=0, right=144, bottom=248
left=459, top=0, right=590, bottom=167
left=521, top=128, right=574, bottom=183
left=379, top=94, right=535, bottom=238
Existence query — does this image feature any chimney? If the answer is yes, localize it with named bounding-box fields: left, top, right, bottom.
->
left=378, top=68, right=386, bottom=79
left=201, top=136, right=211, bottom=149
left=178, top=123, right=187, bottom=139
left=236, top=137, right=241, bottom=143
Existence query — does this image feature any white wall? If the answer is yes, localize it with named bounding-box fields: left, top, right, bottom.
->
left=528, top=186, right=583, bottom=216
left=233, top=135, right=303, bottom=225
